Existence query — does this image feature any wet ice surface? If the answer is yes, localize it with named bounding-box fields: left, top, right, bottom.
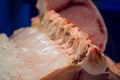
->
left=0, top=27, right=72, bottom=80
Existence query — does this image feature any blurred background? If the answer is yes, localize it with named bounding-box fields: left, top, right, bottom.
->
left=0, top=0, right=120, bottom=62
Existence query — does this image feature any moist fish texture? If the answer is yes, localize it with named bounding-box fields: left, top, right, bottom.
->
left=0, top=10, right=119, bottom=80
left=0, top=0, right=120, bottom=80
left=0, top=28, right=74, bottom=80
left=36, top=0, right=108, bottom=51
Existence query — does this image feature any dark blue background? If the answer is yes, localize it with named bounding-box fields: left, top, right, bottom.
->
left=0, top=0, right=120, bottom=62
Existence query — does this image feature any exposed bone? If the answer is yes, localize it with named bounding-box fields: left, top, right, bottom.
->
left=36, top=0, right=108, bottom=51
left=30, top=10, right=120, bottom=79
left=36, top=10, right=107, bottom=75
